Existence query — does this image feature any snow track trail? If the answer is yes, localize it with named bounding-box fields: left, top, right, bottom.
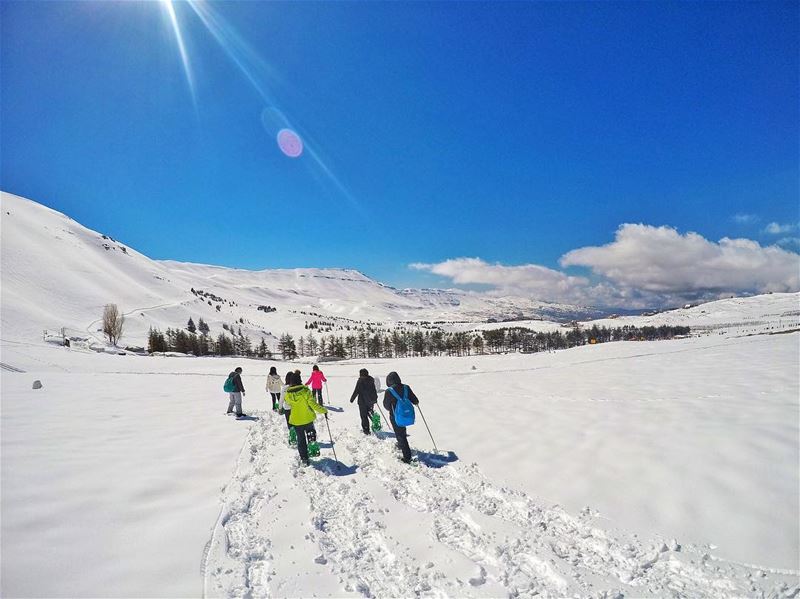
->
left=204, top=412, right=799, bottom=598
left=341, top=429, right=799, bottom=598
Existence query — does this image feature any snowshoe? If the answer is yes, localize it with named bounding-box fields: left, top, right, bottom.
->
left=288, top=427, right=297, bottom=446
left=308, top=441, right=320, bottom=457
left=370, top=412, right=382, bottom=432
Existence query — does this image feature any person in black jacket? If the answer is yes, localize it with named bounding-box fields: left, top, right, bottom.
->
left=382, top=371, right=419, bottom=463
left=226, top=367, right=247, bottom=418
left=350, top=368, right=378, bottom=435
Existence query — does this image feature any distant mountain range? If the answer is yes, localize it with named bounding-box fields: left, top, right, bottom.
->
left=2, top=191, right=795, bottom=348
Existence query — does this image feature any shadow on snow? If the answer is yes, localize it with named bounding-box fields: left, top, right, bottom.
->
left=416, top=450, right=459, bottom=468
left=312, top=457, right=358, bottom=476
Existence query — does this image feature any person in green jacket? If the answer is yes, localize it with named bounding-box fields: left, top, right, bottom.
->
left=283, top=371, right=328, bottom=465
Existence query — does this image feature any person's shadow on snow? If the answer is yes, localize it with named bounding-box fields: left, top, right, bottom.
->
left=416, top=450, right=458, bottom=468
left=312, top=457, right=357, bottom=476
left=324, top=406, right=345, bottom=413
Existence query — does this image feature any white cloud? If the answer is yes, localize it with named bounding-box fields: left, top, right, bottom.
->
left=733, top=213, right=759, bottom=224
left=777, top=237, right=800, bottom=249
left=764, top=221, right=797, bottom=235
left=410, top=258, right=593, bottom=302
left=560, top=224, right=800, bottom=295
left=412, top=224, right=800, bottom=309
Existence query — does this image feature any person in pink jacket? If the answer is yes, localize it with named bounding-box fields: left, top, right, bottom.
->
left=305, top=364, right=327, bottom=405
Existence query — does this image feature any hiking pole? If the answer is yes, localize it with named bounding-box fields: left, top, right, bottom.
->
left=324, top=414, right=339, bottom=467
left=375, top=403, right=391, bottom=430
left=324, top=381, right=331, bottom=406
left=416, top=405, right=439, bottom=454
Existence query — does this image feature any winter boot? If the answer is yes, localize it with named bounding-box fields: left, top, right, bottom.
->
left=308, top=441, right=320, bottom=458
left=370, top=412, right=382, bottom=432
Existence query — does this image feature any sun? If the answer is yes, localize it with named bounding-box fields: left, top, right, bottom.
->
left=160, top=0, right=196, bottom=104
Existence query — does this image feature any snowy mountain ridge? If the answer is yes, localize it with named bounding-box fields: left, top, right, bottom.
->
left=2, top=191, right=797, bottom=349
left=0, top=192, right=606, bottom=345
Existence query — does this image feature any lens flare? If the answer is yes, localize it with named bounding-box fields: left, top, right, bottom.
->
left=277, top=129, right=303, bottom=158
left=173, top=0, right=362, bottom=212
left=161, top=0, right=196, bottom=106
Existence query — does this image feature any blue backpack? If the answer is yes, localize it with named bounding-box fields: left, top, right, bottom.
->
left=223, top=374, right=236, bottom=393
left=388, top=385, right=415, bottom=427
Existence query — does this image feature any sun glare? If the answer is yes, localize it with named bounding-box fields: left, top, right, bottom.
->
left=161, top=0, right=196, bottom=106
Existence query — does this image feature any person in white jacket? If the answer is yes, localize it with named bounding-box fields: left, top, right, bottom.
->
left=266, top=366, right=282, bottom=412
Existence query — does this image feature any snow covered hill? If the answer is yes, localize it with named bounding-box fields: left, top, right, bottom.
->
left=4, top=191, right=798, bottom=356
left=0, top=192, right=619, bottom=349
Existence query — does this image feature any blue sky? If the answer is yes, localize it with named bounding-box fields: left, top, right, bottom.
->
left=1, top=1, right=798, bottom=306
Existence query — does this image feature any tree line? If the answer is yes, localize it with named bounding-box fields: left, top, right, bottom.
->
left=144, top=310, right=689, bottom=359
left=147, top=323, right=272, bottom=358
left=266, top=324, right=691, bottom=360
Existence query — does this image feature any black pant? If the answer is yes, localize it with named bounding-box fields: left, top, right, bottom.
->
left=294, top=423, right=316, bottom=463
left=389, top=414, right=412, bottom=462
left=312, top=388, right=323, bottom=405
left=294, top=423, right=314, bottom=462
left=283, top=409, right=292, bottom=429
left=270, top=393, right=280, bottom=410
left=358, top=402, right=374, bottom=435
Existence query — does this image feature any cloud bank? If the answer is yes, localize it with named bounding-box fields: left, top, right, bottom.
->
left=412, top=224, right=800, bottom=309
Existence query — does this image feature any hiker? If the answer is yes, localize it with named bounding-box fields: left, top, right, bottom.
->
left=225, top=367, right=247, bottom=418
left=279, top=371, right=293, bottom=429
left=284, top=371, right=328, bottom=465
left=382, top=371, right=419, bottom=463
left=293, top=370, right=318, bottom=439
left=266, top=366, right=282, bottom=411
left=305, top=364, right=327, bottom=405
left=350, top=368, right=378, bottom=435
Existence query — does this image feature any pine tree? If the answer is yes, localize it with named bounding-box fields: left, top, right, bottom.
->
left=198, top=318, right=209, bottom=335
left=165, top=328, right=176, bottom=352
left=187, top=318, right=196, bottom=334
left=281, top=334, right=297, bottom=359
left=306, top=332, right=318, bottom=356
left=357, top=331, right=368, bottom=358
left=197, top=333, right=209, bottom=356
left=148, top=327, right=168, bottom=353
left=368, top=334, right=381, bottom=358
left=216, top=333, right=233, bottom=356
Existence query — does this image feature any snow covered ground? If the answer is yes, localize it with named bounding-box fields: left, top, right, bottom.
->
left=2, top=190, right=799, bottom=596
left=2, top=331, right=798, bottom=597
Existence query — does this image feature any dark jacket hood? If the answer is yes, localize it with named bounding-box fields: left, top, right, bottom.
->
left=386, top=371, right=401, bottom=387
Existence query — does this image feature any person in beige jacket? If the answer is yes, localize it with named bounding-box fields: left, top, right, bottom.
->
left=266, top=366, right=282, bottom=411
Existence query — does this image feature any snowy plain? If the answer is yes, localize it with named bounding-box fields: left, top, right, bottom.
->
left=2, top=331, right=798, bottom=597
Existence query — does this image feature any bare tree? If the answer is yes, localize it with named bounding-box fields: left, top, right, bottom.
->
left=102, top=304, right=124, bottom=346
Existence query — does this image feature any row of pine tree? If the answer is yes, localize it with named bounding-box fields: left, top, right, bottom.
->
left=147, top=319, right=689, bottom=359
